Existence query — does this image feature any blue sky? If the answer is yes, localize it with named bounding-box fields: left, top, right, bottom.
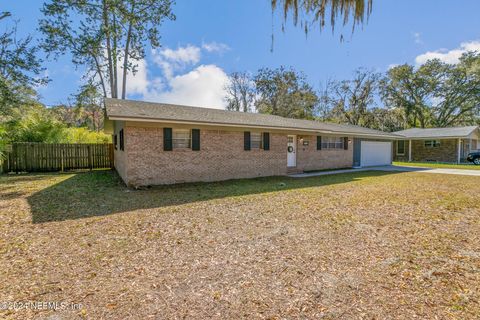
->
left=4, top=0, right=480, bottom=108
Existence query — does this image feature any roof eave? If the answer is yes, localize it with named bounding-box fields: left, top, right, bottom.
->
left=108, top=115, right=401, bottom=140
left=397, top=135, right=470, bottom=139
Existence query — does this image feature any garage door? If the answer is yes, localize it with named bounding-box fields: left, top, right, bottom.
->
left=360, top=141, right=392, bottom=167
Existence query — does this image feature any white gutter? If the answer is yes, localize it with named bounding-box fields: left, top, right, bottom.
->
left=457, top=139, right=462, bottom=164
left=408, top=139, right=412, bottom=162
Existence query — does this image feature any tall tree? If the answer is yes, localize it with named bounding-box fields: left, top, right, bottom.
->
left=224, top=72, right=255, bottom=112
left=381, top=53, right=480, bottom=128
left=380, top=65, right=433, bottom=128
left=428, top=53, right=480, bottom=127
left=324, top=69, right=380, bottom=126
left=367, top=107, right=406, bottom=132
left=0, top=13, right=47, bottom=117
left=254, top=66, right=319, bottom=119
left=39, top=0, right=175, bottom=103
left=72, top=84, right=105, bottom=131
left=272, top=0, right=372, bottom=36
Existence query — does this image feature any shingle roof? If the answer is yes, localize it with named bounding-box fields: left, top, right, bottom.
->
left=105, top=98, right=400, bottom=138
left=394, top=126, right=479, bottom=139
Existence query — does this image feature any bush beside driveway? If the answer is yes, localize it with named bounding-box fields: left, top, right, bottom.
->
left=1, top=170, right=479, bottom=319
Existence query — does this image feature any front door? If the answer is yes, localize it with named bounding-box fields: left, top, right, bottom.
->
left=287, top=135, right=297, bottom=167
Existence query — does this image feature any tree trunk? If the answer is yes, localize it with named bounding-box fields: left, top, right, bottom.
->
left=121, top=3, right=135, bottom=100
left=93, top=55, right=107, bottom=98
left=112, top=12, right=118, bottom=98
left=122, top=23, right=133, bottom=99
left=102, top=0, right=115, bottom=98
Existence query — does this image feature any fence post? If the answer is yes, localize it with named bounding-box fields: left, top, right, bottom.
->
left=88, top=145, right=92, bottom=170
left=109, top=143, right=114, bottom=169
left=61, top=148, right=65, bottom=172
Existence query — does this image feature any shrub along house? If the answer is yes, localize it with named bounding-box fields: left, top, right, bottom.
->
left=105, top=99, right=399, bottom=186
left=393, top=126, right=480, bottom=164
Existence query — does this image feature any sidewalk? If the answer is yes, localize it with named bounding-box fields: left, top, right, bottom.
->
left=289, top=165, right=480, bottom=178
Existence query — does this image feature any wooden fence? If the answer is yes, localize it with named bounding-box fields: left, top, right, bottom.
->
left=2, top=143, right=114, bottom=173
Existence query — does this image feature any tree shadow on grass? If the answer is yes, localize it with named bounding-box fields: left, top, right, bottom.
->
left=27, top=170, right=402, bottom=223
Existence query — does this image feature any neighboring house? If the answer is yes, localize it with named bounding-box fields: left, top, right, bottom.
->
left=393, top=126, right=480, bottom=164
left=105, top=99, right=399, bottom=186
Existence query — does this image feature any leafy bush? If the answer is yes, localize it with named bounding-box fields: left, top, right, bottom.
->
left=8, top=106, right=65, bottom=143
left=62, top=127, right=111, bottom=143
left=3, top=105, right=111, bottom=145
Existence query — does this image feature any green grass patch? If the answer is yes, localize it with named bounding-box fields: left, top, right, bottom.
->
left=393, top=161, right=480, bottom=170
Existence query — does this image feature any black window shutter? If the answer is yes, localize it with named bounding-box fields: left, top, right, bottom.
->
left=344, top=137, right=349, bottom=150
left=114, top=134, right=117, bottom=150
left=244, top=131, right=251, bottom=151
left=163, top=128, right=173, bottom=151
left=263, top=132, right=270, bottom=150
left=317, top=136, right=322, bottom=150
left=191, top=129, right=200, bottom=151
left=119, top=129, right=124, bottom=151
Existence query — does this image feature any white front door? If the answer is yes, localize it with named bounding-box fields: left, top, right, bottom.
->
left=287, top=135, right=297, bottom=167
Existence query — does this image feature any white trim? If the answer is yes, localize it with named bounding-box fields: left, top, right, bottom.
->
left=408, top=140, right=412, bottom=162
left=457, top=138, right=462, bottom=164
left=108, top=116, right=400, bottom=140
left=398, top=135, right=470, bottom=140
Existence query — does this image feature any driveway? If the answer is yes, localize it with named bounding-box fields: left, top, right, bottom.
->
left=373, top=165, right=480, bottom=176
left=289, top=165, right=480, bottom=178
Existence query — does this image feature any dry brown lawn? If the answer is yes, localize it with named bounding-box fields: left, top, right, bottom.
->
left=0, top=170, right=479, bottom=319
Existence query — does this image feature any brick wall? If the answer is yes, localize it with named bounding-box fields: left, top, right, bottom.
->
left=411, top=139, right=457, bottom=162
left=114, top=123, right=358, bottom=186
left=123, top=126, right=288, bottom=186
left=296, top=135, right=353, bottom=171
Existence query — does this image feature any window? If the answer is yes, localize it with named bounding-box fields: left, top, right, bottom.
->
left=425, top=140, right=440, bottom=148
left=397, top=140, right=405, bottom=155
left=172, top=129, right=191, bottom=149
left=321, top=136, right=344, bottom=149
left=250, top=132, right=262, bottom=149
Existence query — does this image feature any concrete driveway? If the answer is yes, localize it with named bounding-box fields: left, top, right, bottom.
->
left=289, top=165, right=480, bottom=178
left=372, top=165, right=480, bottom=176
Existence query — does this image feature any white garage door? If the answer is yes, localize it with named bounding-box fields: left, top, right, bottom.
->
left=360, top=141, right=392, bottom=167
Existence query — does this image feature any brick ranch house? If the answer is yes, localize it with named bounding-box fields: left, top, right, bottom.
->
left=105, top=99, right=399, bottom=187
left=393, top=126, right=480, bottom=163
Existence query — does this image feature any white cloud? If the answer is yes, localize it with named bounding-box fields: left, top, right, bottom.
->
left=202, top=41, right=230, bottom=54
left=415, top=40, right=480, bottom=65
left=413, top=32, right=423, bottom=45
left=387, top=63, right=399, bottom=70
left=144, top=65, right=229, bottom=109
left=152, top=45, right=201, bottom=79
left=122, top=43, right=231, bottom=109
left=157, top=45, right=201, bottom=64
left=123, top=58, right=149, bottom=95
